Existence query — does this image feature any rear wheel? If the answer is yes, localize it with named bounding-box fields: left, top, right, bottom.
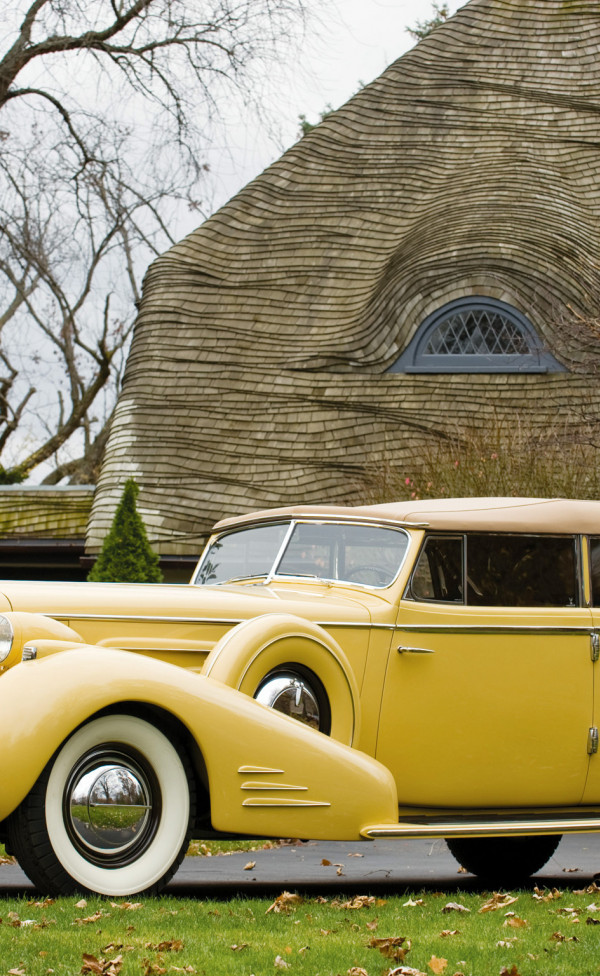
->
left=7, top=714, right=193, bottom=896
left=446, top=834, right=562, bottom=886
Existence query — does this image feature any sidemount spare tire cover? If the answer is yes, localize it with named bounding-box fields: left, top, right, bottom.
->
left=202, top=613, right=360, bottom=746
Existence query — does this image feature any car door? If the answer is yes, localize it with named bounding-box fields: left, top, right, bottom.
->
left=582, top=536, right=600, bottom=803
left=376, top=532, right=594, bottom=809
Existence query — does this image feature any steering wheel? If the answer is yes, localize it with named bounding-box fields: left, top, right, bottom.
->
left=345, top=565, right=390, bottom=585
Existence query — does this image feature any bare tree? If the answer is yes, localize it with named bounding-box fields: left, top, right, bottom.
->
left=0, top=0, right=309, bottom=483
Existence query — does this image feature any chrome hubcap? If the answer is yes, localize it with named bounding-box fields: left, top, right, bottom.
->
left=255, top=674, right=320, bottom=729
left=65, top=748, right=158, bottom=865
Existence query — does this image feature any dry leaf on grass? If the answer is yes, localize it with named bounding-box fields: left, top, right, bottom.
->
left=109, top=902, right=143, bottom=911
left=347, top=968, right=369, bottom=976
left=385, top=967, right=428, bottom=976
left=8, top=969, right=26, bottom=976
left=550, top=931, right=579, bottom=943
left=230, top=944, right=249, bottom=951
left=427, top=956, right=447, bottom=974
left=27, top=898, right=54, bottom=908
left=367, top=936, right=411, bottom=962
left=479, top=893, right=518, bottom=913
left=442, top=903, right=470, bottom=914
left=496, top=940, right=516, bottom=949
left=141, top=961, right=166, bottom=976
left=266, top=892, right=304, bottom=914
left=439, top=930, right=460, bottom=938
left=586, top=917, right=600, bottom=925
left=80, top=954, right=123, bottom=975
left=503, top=916, right=528, bottom=929
left=533, top=887, right=561, bottom=902
left=143, top=941, right=183, bottom=952
left=274, top=955, right=290, bottom=969
left=73, top=912, right=106, bottom=925
left=403, top=898, right=424, bottom=908
left=499, top=967, right=521, bottom=976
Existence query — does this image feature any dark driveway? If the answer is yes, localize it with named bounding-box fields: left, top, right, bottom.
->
left=1, top=835, right=598, bottom=898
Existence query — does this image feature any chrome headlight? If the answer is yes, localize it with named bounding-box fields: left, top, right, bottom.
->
left=0, top=615, right=14, bottom=664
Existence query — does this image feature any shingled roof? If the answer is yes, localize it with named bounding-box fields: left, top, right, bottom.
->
left=89, top=0, right=600, bottom=556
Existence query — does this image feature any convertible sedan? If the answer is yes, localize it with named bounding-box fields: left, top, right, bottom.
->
left=0, top=496, right=599, bottom=895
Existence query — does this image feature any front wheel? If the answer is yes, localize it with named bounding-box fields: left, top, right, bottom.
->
left=7, top=714, right=193, bottom=896
left=446, top=834, right=562, bottom=886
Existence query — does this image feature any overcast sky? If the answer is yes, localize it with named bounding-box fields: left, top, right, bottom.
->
left=205, top=0, right=463, bottom=213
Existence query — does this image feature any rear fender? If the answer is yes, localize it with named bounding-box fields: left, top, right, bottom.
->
left=0, top=646, right=397, bottom=840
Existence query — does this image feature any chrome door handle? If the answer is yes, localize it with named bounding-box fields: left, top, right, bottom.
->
left=397, top=645, right=435, bottom=654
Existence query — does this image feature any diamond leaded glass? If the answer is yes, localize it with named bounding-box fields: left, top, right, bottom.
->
left=424, top=309, right=532, bottom=357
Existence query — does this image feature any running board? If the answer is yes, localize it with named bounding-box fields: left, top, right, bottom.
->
left=361, top=814, right=600, bottom=840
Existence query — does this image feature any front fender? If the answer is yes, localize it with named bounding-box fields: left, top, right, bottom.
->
left=0, top=647, right=398, bottom=840
left=0, top=612, right=83, bottom=672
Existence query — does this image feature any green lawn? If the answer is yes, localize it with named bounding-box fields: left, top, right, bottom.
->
left=1, top=886, right=600, bottom=975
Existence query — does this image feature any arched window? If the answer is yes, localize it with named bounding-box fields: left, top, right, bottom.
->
left=389, top=298, right=565, bottom=373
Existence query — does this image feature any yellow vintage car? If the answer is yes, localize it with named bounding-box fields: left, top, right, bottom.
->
left=1, top=496, right=599, bottom=896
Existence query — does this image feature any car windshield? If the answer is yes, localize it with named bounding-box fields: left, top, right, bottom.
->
left=194, top=520, right=409, bottom=588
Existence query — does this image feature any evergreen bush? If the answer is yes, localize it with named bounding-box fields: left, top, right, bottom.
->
left=88, top=479, right=162, bottom=583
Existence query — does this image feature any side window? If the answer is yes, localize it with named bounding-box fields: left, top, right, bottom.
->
left=591, top=539, right=600, bottom=607
left=466, top=534, right=578, bottom=607
left=408, top=536, right=463, bottom=603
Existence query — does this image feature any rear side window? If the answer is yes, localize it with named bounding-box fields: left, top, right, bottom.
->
left=407, top=533, right=578, bottom=607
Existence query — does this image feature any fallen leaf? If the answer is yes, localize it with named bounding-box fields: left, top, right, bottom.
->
left=533, top=887, right=561, bottom=902
left=8, top=969, right=26, bottom=976
left=586, top=917, right=600, bottom=925
left=366, top=920, right=379, bottom=931
left=81, top=955, right=123, bottom=976
left=321, top=858, right=332, bottom=866
left=368, top=936, right=411, bottom=962
left=243, top=861, right=256, bottom=871
left=503, top=916, right=528, bottom=929
left=7, top=911, right=21, bottom=927
left=141, top=962, right=166, bottom=976
left=347, top=852, right=365, bottom=858
left=298, top=946, right=310, bottom=955
left=403, top=898, right=424, bottom=908
left=385, top=968, right=427, bottom=976
left=556, top=906, right=581, bottom=917
left=144, top=941, right=183, bottom=952
left=439, top=930, right=460, bottom=937
left=479, top=893, right=518, bottom=913
left=549, top=931, right=579, bottom=943
left=274, top=956, right=290, bottom=969
left=499, top=967, right=521, bottom=976
left=73, top=912, right=106, bottom=925
left=562, top=866, right=580, bottom=873
left=347, top=969, right=368, bottom=976
left=338, top=896, right=378, bottom=910
left=266, top=892, right=304, bottom=914
left=230, top=944, right=249, bottom=951
left=109, top=902, right=143, bottom=911
left=442, top=903, right=470, bottom=914
left=336, top=866, right=345, bottom=876
left=28, top=898, right=54, bottom=908
left=456, top=866, right=468, bottom=874
left=496, top=940, right=516, bottom=949
left=75, top=899, right=88, bottom=909
left=427, top=956, right=447, bottom=974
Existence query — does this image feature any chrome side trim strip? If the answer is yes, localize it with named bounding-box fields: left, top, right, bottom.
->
left=240, top=782, right=307, bottom=791
left=238, top=766, right=284, bottom=774
left=361, top=816, right=600, bottom=840
left=395, top=625, right=593, bottom=636
left=242, top=798, right=330, bottom=808
left=47, top=614, right=245, bottom=625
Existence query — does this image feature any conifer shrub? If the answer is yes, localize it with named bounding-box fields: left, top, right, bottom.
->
left=88, top=479, right=162, bottom=583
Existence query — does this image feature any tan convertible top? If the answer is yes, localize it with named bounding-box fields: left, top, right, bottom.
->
left=214, top=497, right=600, bottom=535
